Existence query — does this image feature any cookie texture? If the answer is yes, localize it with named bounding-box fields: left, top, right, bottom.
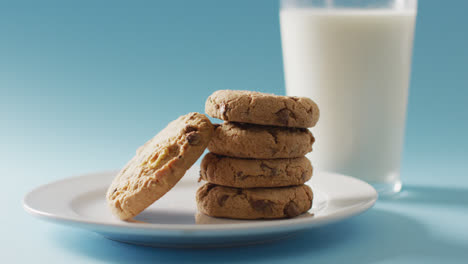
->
left=208, top=122, right=314, bottom=158
left=200, top=153, right=313, bottom=188
left=205, top=90, right=320, bottom=128
left=196, top=183, right=313, bottom=219
left=106, top=113, right=214, bottom=220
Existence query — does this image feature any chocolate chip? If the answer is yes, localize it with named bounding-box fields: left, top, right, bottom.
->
left=271, top=168, right=278, bottom=176
left=250, top=199, right=274, bottom=213
left=284, top=201, right=300, bottom=218
left=184, top=125, right=198, bottom=133
left=260, top=163, right=271, bottom=170
left=267, top=129, right=279, bottom=144
left=199, top=184, right=216, bottom=199
left=186, top=132, right=201, bottom=145
left=112, top=188, right=117, bottom=194
left=276, top=108, right=291, bottom=125
left=301, top=172, right=308, bottom=181
left=260, top=163, right=278, bottom=176
left=310, top=134, right=315, bottom=144
left=269, top=147, right=279, bottom=156
left=217, top=195, right=229, bottom=206
left=236, top=171, right=246, bottom=180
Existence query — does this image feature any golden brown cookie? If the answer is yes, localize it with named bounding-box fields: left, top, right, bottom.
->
left=196, top=183, right=313, bottom=219
left=106, top=113, right=213, bottom=220
left=200, top=153, right=312, bottom=188
left=208, top=122, right=314, bottom=158
left=205, top=90, right=320, bottom=128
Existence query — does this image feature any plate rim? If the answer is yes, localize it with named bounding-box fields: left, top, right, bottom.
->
left=23, top=169, right=378, bottom=233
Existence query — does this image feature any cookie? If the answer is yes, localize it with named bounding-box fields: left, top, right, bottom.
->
left=205, top=90, right=320, bottom=128
left=200, top=153, right=313, bottom=188
left=208, top=122, right=314, bottom=159
left=106, top=112, right=214, bottom=220
left=196, top=183, right=313, bottom=219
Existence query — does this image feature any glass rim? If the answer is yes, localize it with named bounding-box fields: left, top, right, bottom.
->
left=280, top=0, right=418, bottom=10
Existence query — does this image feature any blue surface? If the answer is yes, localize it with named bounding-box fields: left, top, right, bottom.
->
left=2, top=0, right=468, bottom=263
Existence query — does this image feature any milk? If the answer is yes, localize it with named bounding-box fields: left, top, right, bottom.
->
left=280, top=9, right=416, bottom=186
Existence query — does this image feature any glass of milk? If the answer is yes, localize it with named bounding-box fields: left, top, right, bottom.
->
left=280, top=0, right=417, bottom=196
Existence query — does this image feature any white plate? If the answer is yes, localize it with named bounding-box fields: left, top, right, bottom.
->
left=23, top=165, right=377, bottom=247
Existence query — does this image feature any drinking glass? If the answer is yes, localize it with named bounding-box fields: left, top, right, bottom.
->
left=280, top=0, right=417, bottom=196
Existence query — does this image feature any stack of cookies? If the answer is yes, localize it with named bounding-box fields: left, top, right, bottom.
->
left=196, top=90, right=320, bottom=219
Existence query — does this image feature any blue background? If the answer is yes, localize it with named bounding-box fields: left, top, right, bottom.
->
left=2, top=0, right=467, bottom=263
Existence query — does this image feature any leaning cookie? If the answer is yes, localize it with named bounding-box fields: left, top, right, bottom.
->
left=205, top=90, right=320, bottom=128
left=208, top=122, right=314, bottom=159
left=200, top=153, right=312, bottom=188
left=106, top=113, right=213, bottom=220
left=196, top=183, right=313, bottom=219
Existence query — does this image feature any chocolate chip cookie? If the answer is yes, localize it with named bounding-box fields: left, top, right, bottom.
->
left=208, top=122, right=314, bottom=159
left=196, top=183, right=313, bottom=219
left=205, top=90, right=320, bottom=128
left=200, top=153, right=312, bottom=188
left=106, top=112, right=214, bottom=220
